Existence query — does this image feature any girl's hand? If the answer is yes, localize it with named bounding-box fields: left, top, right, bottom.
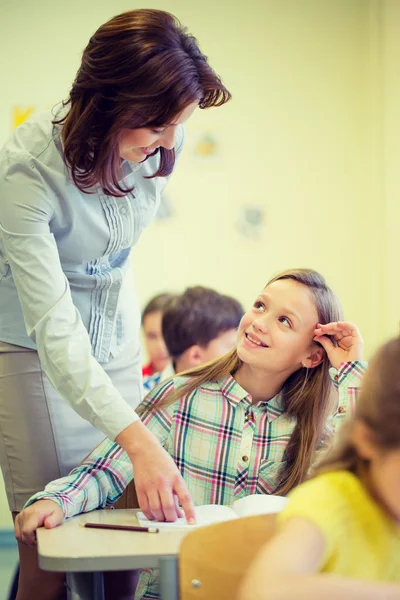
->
left=314, top=321, right=364, bottom=370
left=14, top=500, right=65, bottom=547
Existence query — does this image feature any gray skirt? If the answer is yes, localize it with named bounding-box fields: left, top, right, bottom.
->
left=0, top=340, right=142, bottom=512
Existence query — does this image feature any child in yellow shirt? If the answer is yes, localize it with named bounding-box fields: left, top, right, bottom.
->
left=241, top=336, right=400, bottom=600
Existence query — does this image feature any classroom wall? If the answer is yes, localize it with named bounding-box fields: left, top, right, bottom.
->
left=0, top=0, right=397, bottom=526
left=382, top=0, right=400, bottom=337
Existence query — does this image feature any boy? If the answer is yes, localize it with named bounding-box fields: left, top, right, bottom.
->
left=143, top=286, right=243, bottom=393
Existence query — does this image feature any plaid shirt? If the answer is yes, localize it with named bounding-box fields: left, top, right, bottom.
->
left=142, top=362, right=175, bottom=396
left=26, top=360, right=366, bottom=599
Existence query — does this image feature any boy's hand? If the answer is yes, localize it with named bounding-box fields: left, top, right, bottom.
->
left=14, top=500, right=64, bottom=546
left=314, top=321, right=364, bottom=370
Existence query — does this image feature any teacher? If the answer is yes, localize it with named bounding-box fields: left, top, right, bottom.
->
left=0, top=4, right=229, bottom=583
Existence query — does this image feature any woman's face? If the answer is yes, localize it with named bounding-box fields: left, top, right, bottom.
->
left=119, top=101, right=198, bottom=163
left=370, top=447, right=400, bottom=522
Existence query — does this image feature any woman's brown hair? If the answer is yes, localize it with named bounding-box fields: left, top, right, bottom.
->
left=55, top=9, right=231, bottom=196
left=149, top=268, right=343, bottom=496
left=315, top=336, right=400, bottom=477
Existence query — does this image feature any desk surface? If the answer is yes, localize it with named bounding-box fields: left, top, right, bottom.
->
left=37, top=509, right=189, bottom=573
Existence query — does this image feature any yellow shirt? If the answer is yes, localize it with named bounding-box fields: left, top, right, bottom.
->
left=278, top=470, right=400, bottom=581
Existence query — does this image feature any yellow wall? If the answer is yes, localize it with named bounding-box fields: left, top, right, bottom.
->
left=382, top=0, right=400, bottom=337
left=0, top=0, right=398, bottom=526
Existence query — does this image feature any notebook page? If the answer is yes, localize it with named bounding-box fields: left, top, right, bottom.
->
left=232, top=494, right=289, bottom=517
left=137, top=504, right=237, bottom=529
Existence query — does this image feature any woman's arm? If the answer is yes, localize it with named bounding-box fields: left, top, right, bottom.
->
left=240, top=518, right=400, bottom=600
left=0, top=154, right=138, bottom=441
left=117, top=377, right=196, bottom=523
left=0, top=152, right=195, bottom=523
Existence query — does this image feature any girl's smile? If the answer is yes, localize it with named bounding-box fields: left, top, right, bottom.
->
left=244, top=332, right=269, bottom=349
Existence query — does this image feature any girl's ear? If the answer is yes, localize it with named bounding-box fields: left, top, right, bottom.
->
left=304, top=345, right=325, bottom=369
left=351, top=421, right=377, bottom=460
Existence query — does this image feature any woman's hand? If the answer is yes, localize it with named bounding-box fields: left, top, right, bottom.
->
left=116, top=420, right=196, bottom=524
left=14, top=500, right=64, bottom=546
left=314, top=321, right=364, bottom=370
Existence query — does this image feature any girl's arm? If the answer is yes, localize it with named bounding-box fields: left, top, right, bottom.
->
left=14, top=438, right=132, bottom=546
left=311, top=361, right=367, bottom=468
left=239, top=518, right=400, bottom=600
left=15, top=384, right=177, bottom=544
left=24, top=438, right=133, bottom=517
left=331, top=360, right=367, bottom=431
left=315, top=321, right=367, bottom=428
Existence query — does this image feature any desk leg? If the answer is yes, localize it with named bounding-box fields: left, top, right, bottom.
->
left=66, top=572, right=105, bottom=600
left=159, top=556, right=179, bottom=600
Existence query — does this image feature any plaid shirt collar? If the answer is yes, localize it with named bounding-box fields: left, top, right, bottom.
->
left=199, top=373, right=285, bottom=421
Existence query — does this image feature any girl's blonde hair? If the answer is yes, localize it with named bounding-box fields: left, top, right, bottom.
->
left=316, top=336, right=400, bottom=477
left=150, top=269, right=343, bottom=495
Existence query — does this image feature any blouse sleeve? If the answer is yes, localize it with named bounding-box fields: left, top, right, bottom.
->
left=0, top=152, right=139, bottom=440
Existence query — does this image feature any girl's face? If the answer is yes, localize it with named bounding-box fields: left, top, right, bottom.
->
left=236, top=279, right=323, bottom=375
left=142, top=310, right=170, bottom=373
left=353, top=422, right=400, bottom=522
left=119, top=101, right=198, bottom=163
left=370, top=448, right=400, bottom=522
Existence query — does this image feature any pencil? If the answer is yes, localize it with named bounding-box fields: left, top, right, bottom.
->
left=83, top=522, right=159, bottom=534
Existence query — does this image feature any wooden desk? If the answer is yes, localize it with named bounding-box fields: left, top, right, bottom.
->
left=37, top=508, right=189, bottom=600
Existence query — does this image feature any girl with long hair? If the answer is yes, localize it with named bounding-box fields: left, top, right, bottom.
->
left=16, top=269, right=366, bottom=599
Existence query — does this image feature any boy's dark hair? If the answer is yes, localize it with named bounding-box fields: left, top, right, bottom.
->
left=141, top=293, right=176, bottom=324
left=162, top=286, right=244, bottom=359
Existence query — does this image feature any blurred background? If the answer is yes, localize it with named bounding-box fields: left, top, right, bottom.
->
left=0, top=0, right=399, bottom=546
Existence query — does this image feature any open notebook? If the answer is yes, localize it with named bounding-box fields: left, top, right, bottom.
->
left=137, top=494, right=288, bottom=529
